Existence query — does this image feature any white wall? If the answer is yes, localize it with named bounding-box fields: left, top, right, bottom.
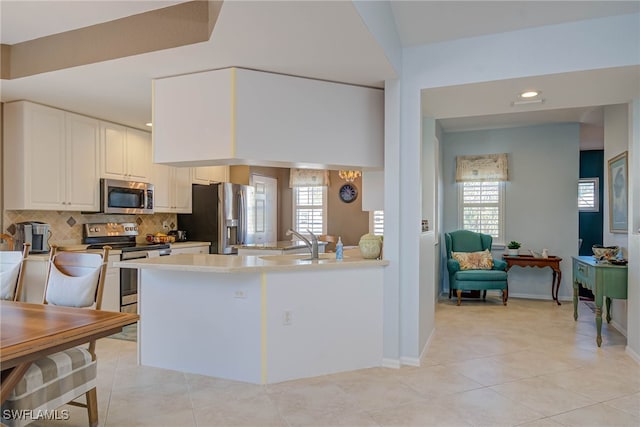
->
left=382, top=79, right=402, bottom=366
left=627, top=98, right=640, bottom=360
left=396, top=13, right=639, bottom=365
left=604, top=104, right=630, bottom=334
left=441, top=124, right=580, bottom=300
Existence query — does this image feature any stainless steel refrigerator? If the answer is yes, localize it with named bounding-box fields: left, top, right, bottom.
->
left=178, top=183, right=256, bottom=254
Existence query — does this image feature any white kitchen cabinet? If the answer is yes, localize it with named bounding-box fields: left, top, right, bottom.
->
left=170, top=244, right=209, bottom=255
left=101, top=259, right=121, bottom=312
left=100, top=122, right=151, bottom=182
left=192, top=166, right=229, bottom=184
left=3, top=101, right=100, bottom=211
left=19, top=257, right=48, bottom=303
left=152, top=163, right=192, bottom=213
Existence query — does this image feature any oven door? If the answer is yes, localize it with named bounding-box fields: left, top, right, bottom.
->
left=119, top=249, right=171, bottom=313
left=120, top=252, right=146, bottom=313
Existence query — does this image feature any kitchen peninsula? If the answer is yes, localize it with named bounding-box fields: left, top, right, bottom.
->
left=115, top=253, right=388, bottom=384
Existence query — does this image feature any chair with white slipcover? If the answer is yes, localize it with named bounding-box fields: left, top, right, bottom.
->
left=0, top=236, right=29, bottom=301
left=1, top=245, right=110, bottom=427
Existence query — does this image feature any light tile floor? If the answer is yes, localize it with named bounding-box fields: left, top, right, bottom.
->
left=30, top=298, right=639, bottom=427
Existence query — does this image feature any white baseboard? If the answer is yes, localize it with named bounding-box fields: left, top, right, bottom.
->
left=419, top=328, right=434, bottom=360
left=610, top=320, right=627, bottom=337
left=508, top=292, right=572, bottom=302
left=625, top=346, right=640, bottom=363
left=400, top=356, right=420, bottom=367
left=381, top=358, right=401, bottom=369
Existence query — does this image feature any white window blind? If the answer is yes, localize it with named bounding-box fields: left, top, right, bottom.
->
left=458, top=181, right=504, bottom=242
left=578, top=178, right=599, bottom=212
left=293, top=186, right=326, bottom=235
left=371, top=210, right=384, bottom=236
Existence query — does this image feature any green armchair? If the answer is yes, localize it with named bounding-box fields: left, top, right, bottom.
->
left=445, top=230, right=508, bottom=306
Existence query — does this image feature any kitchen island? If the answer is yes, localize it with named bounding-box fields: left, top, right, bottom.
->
left=115, top=253, right=388, bottom=384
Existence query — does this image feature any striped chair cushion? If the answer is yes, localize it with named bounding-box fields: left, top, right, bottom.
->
left=1, top=347, right=96, bottom=427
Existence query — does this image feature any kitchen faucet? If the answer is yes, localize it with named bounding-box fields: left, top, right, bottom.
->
left=286, top=228, right=319, bottom=260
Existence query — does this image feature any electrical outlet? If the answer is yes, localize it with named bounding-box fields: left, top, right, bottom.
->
left=283, top=310, right=293, bottom=326
left=162, top=221, right=169, bottom=230
left=234, top=290, right=247, bottom=299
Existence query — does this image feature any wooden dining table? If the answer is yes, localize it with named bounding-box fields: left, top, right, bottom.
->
left=1, top=301, right=138, bottom=403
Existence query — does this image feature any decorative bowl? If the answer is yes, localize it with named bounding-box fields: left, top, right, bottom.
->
left=592, top=245, right=619, bottom=260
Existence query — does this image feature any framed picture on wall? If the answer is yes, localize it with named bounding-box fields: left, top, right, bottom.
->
left=608, top=151, right=628, bottom=233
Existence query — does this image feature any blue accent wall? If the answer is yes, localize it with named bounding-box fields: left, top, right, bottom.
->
left=579, top=150, right=604, bottom=256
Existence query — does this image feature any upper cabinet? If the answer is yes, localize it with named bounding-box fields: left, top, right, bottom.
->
left=4, top=101, right=100, bottom=211
left=100, top=122, right=151, bottom=182
left=152, top=164, right=192, bottom=213
left=153, top=68, right=384, bottom=170
left=192, top=166, right=229, bottom=185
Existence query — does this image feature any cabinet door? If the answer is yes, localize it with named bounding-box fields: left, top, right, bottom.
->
left=192, top=167, right=212, bottom=185
left=26, top=104, right=66, bottom=209
left=151, top=163, right=173, bottom=212
left=20, top=259, right=48, bottom=303
left=126, top=128, right=151, bottom=181
left=209, top=166, right=229, bottom=183
left=100, top=122, right=127, bottom=179
left=173, top=167, right=192, bottom=213
left=101, top=262, right=121, bottom=312
left=171, top=245, right=209, bottom=255
left=192, top=166, right=228, bottom=184
left=66, top=113, right=100, bottom=210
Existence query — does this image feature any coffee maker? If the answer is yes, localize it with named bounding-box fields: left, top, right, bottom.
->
left=15, top=221, right=51, bottom=254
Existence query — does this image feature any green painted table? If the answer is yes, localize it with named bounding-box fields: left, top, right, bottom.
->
left=572, top=256, right=628, bottom=347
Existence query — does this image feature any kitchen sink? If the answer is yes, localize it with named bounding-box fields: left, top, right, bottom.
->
left=259, top=253, right=344, bottom=262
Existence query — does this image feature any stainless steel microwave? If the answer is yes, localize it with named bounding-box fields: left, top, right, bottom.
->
left=100, top=178, right=154, bottom=214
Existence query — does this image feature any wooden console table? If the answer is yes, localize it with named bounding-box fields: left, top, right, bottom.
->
left=572, top=256, right=628, bottom=347
left=503, top=254, right=563, bottom=305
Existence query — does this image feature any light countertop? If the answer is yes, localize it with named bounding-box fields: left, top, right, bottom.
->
left=41, top=241, right=211, bottom=257
left=114, top=253, right=388, bottom=273
left=236, top=240, right=327, bottom=251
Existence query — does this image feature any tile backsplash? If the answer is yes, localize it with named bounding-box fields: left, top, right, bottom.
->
left=3, top=210, right=178, bottom=246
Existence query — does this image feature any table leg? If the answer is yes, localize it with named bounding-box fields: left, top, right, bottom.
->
left=552, top=269, right=562, bottom=305
left=606, top=297, right=612, bottom=323
left=1, top=362, right=31, bottom=403
left=573, top=281, right=579, bottom=321
left=595, top=292, right=604, bottom=347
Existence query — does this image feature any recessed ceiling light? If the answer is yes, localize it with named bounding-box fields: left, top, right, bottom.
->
left=519, top=90, right=540, bottom=99
left=145, top=122, right=153, bottom=127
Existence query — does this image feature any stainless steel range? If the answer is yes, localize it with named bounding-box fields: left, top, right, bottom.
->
left=83, top=223, right=171, bottom=313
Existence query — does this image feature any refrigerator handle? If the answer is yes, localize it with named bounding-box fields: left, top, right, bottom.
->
left=238, top=190, right=246, bottom=245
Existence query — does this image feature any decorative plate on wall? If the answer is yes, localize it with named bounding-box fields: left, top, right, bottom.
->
left=339, top=183, right=358, bottom=203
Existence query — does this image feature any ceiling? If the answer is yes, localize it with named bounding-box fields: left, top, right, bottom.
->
left=1, top=1, right=639, bottom=136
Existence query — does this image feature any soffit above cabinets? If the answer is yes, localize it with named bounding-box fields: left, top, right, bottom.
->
left=153, top=68, right=384, bottom=171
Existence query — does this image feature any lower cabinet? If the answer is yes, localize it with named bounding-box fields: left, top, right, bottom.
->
left=170, top=244, right=210, bottom=255
left=101, top=259, right=120, bottom=312
left=20, top=258, right=48, bottom=303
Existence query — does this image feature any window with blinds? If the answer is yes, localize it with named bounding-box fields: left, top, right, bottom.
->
left=578, top=178, right=599, bottom=212
left=293, top=186, right=326, bottom=235
left=370, top=210, right=384, bottom=236
left=458, top=181, right=505, bottom=243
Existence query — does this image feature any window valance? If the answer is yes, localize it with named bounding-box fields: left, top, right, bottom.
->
left=456, top=153, right=509, bottom=182
left=289, top=169, right=330, bottom=187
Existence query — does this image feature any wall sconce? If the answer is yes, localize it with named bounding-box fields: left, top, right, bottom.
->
left=338, top=170, right=361, bottom=182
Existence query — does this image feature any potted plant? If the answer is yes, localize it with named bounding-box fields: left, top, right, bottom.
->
left=507, top=241, right=521, bottom=256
